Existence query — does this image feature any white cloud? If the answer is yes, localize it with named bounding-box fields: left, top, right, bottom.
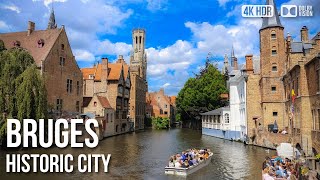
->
left=0, top=21, right=10, bottom=31
left=146, top=0, right=168, bottom=11
left=2, top=4, right=21, bottom=13
left=74, top=49, right=95, bottom=62
left=96, top=40, right=132, bottom=56
left=162, top=83, right=170, bottom=88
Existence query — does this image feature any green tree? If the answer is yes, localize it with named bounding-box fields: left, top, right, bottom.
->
left=176, top=63, right=228, bottom=129
left=0, top=45, right=47, bottom=144
left=152, top=117, right=170, bottom=129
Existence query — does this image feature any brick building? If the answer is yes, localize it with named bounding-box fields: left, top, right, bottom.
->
left=81, top=56, right=132, bottom=135
left=146, top=88, right=176, bottom=125
left=129, top=29, right=148, bottom=130
left=0, top=9, right=83, bottom=116
left=245, top=0, right=320, bottom=155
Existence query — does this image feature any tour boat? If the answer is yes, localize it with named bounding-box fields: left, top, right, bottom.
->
left=165, top=152, right=213, bottom=176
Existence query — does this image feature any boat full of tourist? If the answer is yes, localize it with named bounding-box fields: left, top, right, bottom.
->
left=165, top=148, right=213, bottom=176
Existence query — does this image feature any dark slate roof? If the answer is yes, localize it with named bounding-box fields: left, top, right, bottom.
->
left=291, top=42, right=313, bottom=53
left=312, top=32, right=320, bottom=40
left=200, top=107, right=230, bottom=115
left=83, top=97, right=92, bottom=107
left=261, top=0, right=283, bottom=30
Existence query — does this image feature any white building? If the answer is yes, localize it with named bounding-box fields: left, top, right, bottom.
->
left=227, top=67, right=248, bottom=141
left=201, top=107, right=235, bottom=139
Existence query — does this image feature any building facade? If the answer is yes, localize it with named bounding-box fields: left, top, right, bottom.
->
left=0, top=10, right=83, bottom=117
left=245, top=0, right=320, bottom=155
left=146, top=89, right=176, bottom=125
left=82, top=56, right=132, bottom=136
left=201, top=107, right=233, bottom=140
left=129, top=29, right=148, bottom=130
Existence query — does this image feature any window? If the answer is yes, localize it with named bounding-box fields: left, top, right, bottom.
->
left=271, top=33, right=276, bottom=39
left=56, top=99, right=63, bottom=111
left=271, top=86, right=277, bottom=92
left=67, top=79, right=72, bottom=93
left=61, top=44, right=65, bottom=51
left=272, top=50, right=277, bottom=56
left=89, top=74, right=94, bottom=79
left=273, top=112, right=278, bottom=117
left=77, top=81, right=80, bottom=96
left=164, top=111, right=168, bottom=115
left=272, top=65, right=277, bottom=72
left=60, top=57, right=65, bottom=66
left=165, top=104, right=168, bottom=108
left=76, top=101, right=80, bottom=112
left=160, top=109, right=163, bottom=114
left=224, top=113, right=229, bottom=123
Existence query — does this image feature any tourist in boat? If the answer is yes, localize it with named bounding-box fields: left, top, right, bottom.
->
left=181, top=160, right=190, bottom=168
left=168, top=156, right=175, bottom=167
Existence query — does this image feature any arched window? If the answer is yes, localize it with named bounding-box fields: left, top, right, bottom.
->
left=61, top=44, right=65, bottom=50
left=225, top=113, right=229, bottom=123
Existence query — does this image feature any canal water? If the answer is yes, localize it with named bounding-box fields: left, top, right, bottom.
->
left=0, top=128, right=275, bottom=180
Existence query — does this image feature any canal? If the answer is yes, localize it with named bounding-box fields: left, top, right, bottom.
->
left=0, top=128, right=275, bottom=180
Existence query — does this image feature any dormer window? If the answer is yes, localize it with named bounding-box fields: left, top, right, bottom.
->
left=38, top=39, right=45, bottom=48
left=89, top=74, right=94, bottom=79
left=61, top=44, right=65, bottom=51
left=13, top=40, right=21, bottom=47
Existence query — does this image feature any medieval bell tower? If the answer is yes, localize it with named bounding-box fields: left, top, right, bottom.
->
left=130, top=29, right=147, bottom=80
left=259, top=0, right=286, bottom=128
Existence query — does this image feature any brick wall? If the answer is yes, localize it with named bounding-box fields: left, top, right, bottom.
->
left=43, top=29, right=82, bottom=113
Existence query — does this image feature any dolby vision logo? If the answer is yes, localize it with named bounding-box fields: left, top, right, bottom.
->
left=281, top=5, right=298, bottom=17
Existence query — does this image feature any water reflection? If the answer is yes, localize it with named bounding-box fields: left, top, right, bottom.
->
left=0, top=128, right=275, bottom=180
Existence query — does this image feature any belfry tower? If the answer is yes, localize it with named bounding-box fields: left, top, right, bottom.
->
left=130, top=29, right=147, bottom=80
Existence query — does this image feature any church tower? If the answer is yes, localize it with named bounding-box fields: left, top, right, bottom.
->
left=130, top=29, right=147, bottom=80
left=47, top=7, right=57, bottom=29
left=259, top=0, right=286, bottom=127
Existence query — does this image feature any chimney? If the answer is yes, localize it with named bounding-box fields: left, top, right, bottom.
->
left=159, top=88, right=164, bottom=95
left=27, top=21, right=35, bottom=36
left=101, top=57, right=109, bottom=81
left=301, top=26, right=309, bottom=42
left=245, top=55, right=254, bottom=74
left=233, top=57, right=238, bottom=70
left=286, top=32, right=292, bottom=52
left=116, top=55, right=125, bottom=64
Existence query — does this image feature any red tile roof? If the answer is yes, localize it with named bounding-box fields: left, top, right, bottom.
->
left=97, top=96, right=111, bottom=109
left=0, top=28, right=62, bottom=66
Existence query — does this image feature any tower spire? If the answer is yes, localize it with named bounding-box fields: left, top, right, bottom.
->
left=231, top=45, right=235, bottom=67
left=222, top=53, right=229, bottom=75
left=47, top=6, right=57, bottom=29
left=261, top=0, right=282, bottom=30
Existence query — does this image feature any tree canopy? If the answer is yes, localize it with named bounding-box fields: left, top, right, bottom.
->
left=176, top=61, right=228, bottom=129
left=0, top=40, right=47, bottom=144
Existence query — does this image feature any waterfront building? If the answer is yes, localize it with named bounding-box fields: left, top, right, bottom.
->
left=200, top=107, right=233, bottom=139
left=129, top=29, right=148, bottom=130
left=81, top=56, right=132, bottom=136
left=146, top=88, right=176, bottom=125
left=245, top=0, right=320, bottom=155
left=0, top=9, right=83, bottom=116
left=83, top=94, right=115, bottom=138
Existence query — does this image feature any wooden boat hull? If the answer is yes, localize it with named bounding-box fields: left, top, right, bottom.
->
left=165, top=153, right=213, bottom=176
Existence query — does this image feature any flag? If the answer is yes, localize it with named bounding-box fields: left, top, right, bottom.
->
left=291, top=89, right=296, bottom=103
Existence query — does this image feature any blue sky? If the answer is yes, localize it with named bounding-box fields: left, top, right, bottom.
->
left=0, top=0, right=319, bottom=95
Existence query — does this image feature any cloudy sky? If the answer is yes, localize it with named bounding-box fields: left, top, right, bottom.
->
left=0, top=0, right=319, bottom=95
